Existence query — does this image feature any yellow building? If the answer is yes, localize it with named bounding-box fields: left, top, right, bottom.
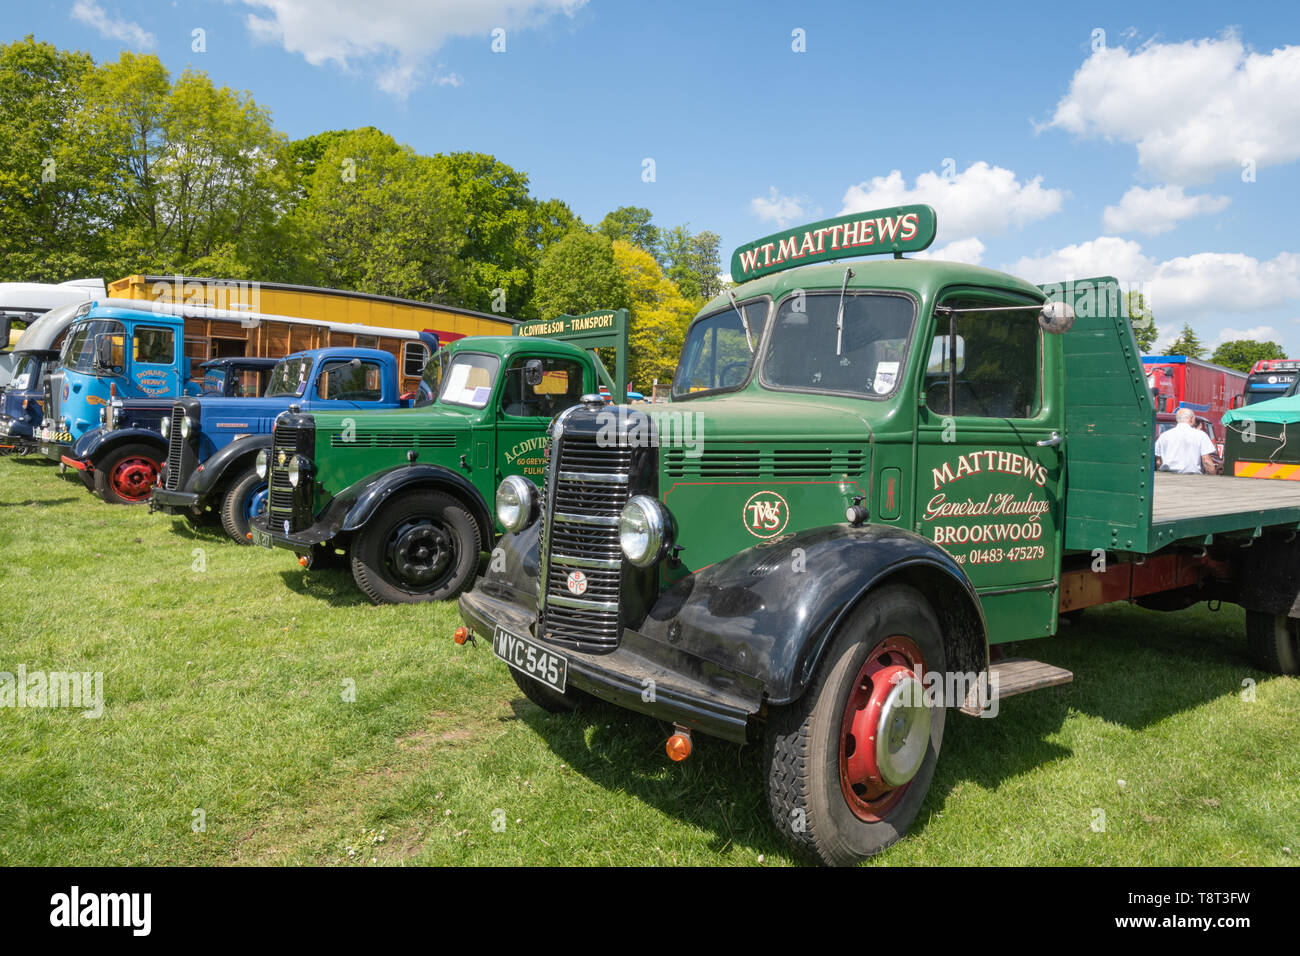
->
left=107, top=275, right=516, bottom=355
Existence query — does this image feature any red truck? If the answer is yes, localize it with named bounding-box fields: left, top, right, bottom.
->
left=1142, top=355, right=1247, bottom=451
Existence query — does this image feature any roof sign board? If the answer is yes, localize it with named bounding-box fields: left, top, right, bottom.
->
left=729, top=204, right=937, bottom=282
left=513, top=308, right=629, bottom=401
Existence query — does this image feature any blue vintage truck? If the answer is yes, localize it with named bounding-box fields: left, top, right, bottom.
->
left=0, top=301, right=86, bottom=456
left=60, top=357, right=280, bottom=501
left=151, top=346, right=433, bottom=542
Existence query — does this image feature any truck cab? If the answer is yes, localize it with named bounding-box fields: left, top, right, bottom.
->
left=460, top=205, right=1300, bottom=866
left=36, top=302, right=196, bottom=463
left=249, top=311, right=628, bottom=605
left=151, top=348, right=419, bottom=539
left=59, top=357, right=280, bottom=504
left=0, top=301, right=93, bottom=455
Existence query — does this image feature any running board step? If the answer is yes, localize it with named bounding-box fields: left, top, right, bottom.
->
left=960, top=658, right=1073, bottom=716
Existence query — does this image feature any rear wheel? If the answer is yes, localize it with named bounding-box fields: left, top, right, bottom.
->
left=93, top=443, right=162, bottom=505
left=219, top=469, right=268, bottom=544
left=765, top=583, right=946, bottom=866
left=1245, top=610, right=1300, bottom=675
left=350, top=490, right=481, bottom=604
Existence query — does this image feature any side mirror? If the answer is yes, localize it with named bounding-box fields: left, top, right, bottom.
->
left=1038, top=301, right=1075, bottom=334
left=1230, top=394, right=1244, bottom=409
left=524, top=359, right=544, bottom=388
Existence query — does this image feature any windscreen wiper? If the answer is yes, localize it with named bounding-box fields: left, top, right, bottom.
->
left=835, top=266, right=855, bottom=356
left=726, top=289, right=754, bottom=353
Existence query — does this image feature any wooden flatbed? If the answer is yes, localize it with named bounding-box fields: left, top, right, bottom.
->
left=1148, top=472, right=1300, bottom=548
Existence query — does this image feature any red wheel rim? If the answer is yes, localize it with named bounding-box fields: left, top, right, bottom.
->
left=111, top=456, right=159, bottom=501
left=838, top=635, right=928, bottom=822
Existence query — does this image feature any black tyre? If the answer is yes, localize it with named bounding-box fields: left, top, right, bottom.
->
left=765, top=583, right=946, bottom=866
left=349, top=490, right=481, bottom=604
left=77, top=468, right=96, bottom=492
left=1245, top=610, right=1300, bottom=675
left=93, top=443, right=162, bottom=505
left=506, top=664, right=589, bottom=713
left=219, top=468, right=268, bottom=544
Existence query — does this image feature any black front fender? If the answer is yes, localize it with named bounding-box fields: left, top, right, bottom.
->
left=480, top=521, right=987, bottom=707
left=191, top=434, right=273, bottom=497
left=338, top=463, right=494, bottom=547
left=79, top=427, right=166, bottom=468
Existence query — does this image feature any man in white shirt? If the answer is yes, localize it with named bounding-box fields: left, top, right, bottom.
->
left=1154, top=407, right=1217, bottom=474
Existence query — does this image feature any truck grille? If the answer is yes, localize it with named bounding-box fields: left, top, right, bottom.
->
left=163, top=405, right=186, bottom=490
left=540, top=433, right=632, bottom=651
left=267, top=426, right=303, bottom=530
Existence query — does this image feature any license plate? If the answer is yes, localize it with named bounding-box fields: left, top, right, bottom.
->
left=250, top=527, right=273, bottom=550
left=493, top=626, right=567, bottom=694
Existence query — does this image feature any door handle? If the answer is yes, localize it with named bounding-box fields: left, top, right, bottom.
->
left=1036, top=431, right=1063, bottom=447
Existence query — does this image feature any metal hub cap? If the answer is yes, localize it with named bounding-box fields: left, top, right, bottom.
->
left=839, top=636, right=929, bottom=821
left=112, top=457, right=158, bottom=501
left=388, top=520, right=451, bottom=586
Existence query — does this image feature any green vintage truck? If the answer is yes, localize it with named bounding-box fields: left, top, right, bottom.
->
left=457, top=205, right=1300, bottom=865
left=250, top=310, right=629, bottom=604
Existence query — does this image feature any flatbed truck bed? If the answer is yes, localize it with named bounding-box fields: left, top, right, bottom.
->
left=1148, top=472, right=1300, bottom=544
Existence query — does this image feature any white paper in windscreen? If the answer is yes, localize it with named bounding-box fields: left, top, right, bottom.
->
left=444, top=362, right=471, bottom=400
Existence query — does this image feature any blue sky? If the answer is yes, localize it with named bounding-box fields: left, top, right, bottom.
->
left=8, top=1, right=1300, bottom=353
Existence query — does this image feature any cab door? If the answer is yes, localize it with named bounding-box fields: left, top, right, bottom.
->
left=129, top=324, right=181, bottom=398
left=494, top=354, right=590, bottom=488
left=912, top=291, right=1066, bottom=643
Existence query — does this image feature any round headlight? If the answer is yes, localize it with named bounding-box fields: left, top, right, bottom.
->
left=287, top=455, right=306, bottom=488
left=495, top=474, right=536, bottom=533
left=160, top=415, right=170, bottom=438
left=255, top=448, right=268, bottom=480
left=619, top=495, right=672, bottom=567
left=180, top=416, right=193, bottom=439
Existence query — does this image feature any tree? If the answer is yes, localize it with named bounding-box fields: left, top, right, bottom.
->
left=598, top=207, right=660, bottom=260
left=289, top=128, right=464, bottom=300
left=1165, top=323, right=1206, bottom=359
left=660, top=225, right=722, bottom=302
left=611, top=240, right=696, bottom=387
left=1126, top=290, right=1158, bottom=352
left=533, top=231, right=629, bottom=320
left=1210, top=339, right=1288, bottom=372
left=0, top=36, right=114, bottom=281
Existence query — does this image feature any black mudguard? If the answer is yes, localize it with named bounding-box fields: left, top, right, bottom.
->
left=189, top=434, right=273, bottom=499
left=78, top=427, right=166, bottom=469
left=484, top=521, right=987, bottom=707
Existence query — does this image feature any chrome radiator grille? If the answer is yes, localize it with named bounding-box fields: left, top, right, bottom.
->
left=267, top=426, right=303, bottom=529
left=540, top=433, right=632, bottom=650
left=163, top=404, right=186, bottom=490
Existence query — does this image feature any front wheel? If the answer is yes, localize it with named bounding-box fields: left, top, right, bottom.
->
left=93, top=443, right=162, bottom=505
left=349, top=490, right=481, bottom=604
left=1245, top=610, right=1300, bottom=675
left=219, top=469, right=268, bottom=544
left=765, top=583, right=946, bottom=866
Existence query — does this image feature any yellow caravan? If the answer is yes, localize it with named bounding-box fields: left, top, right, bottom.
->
left=107, top=276, right=516, bottom=365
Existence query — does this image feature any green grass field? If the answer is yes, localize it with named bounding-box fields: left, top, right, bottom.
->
left=0, top=453, right=1296, bottom=866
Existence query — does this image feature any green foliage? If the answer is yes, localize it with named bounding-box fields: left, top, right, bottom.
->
left=288, top=128, right=463, bottom=301
left=661, top=225, right=722, bottom=302
left=1126, top=291, right=1158, bottom=352
left=1165, top=322, right=1205, bottom=359
left=533, top=231, right=629, bottom=319
left=598, top=206, right=660, bottom=259
left=1210, top=339, right=1288, bottom=372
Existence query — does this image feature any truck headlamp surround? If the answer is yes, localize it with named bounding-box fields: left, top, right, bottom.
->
left=180, top=415, right=194, bottom=439
left=287, top=454, right=311, bottom=488
left=619, top=495, right=673, bottom=567
left=495, top=474, right=537, bottom=533
left=254, top=448, right=268, bottom=480
left=160, top=415, right=170, bottom=438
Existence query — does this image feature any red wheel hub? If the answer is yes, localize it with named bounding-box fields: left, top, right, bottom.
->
left=111, top=456, right=159, bottom=501
left=839, top=636, right=930, bottom=822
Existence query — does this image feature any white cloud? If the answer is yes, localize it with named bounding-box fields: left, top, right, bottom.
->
left=239, top=0, right=586, bottom=97
left=71, top=0, right=155, bottom=49
left=1048, top=33, right=1300, bottom=182
left=914, top=237, right=986, bottom=265
left=1102, top=185, right=1230, bottom=235
left=1215, top=325, right=1281, bottom=345
left=750, top=187, right=815, bottom=228
left=840, top=162, right=1063, bottom=241
left=1006, top=237, right=1300, bottom=321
